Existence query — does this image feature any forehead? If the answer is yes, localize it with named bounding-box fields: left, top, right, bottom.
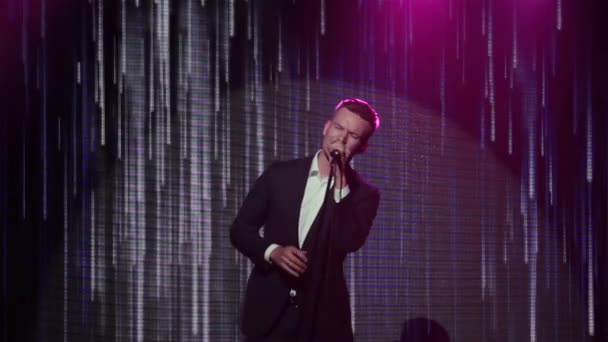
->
left=332, top=107, right=373, bottom=135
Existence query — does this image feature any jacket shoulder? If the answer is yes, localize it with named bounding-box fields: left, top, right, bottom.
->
left=348, top=168, right=379, bottom=196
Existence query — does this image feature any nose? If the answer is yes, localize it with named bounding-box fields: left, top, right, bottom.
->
left=339, top=132, right=348, bottom=144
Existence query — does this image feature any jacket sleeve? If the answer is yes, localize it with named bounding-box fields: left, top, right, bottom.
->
left=230, top=164, right=274, bottom=271
left=331, top=186, right=380, bottom=254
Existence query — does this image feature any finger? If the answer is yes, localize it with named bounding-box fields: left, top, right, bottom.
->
left=279, top=248, right=305, bottom=270
left=285, top=255, right=307, bottom=272
left=292, top=249, right=308, bottom=264
left=284, top=257, right=306, bottom=274
left=284, top=246, right=308, bottom=264
left=279, top=262, right=300, bottom=277
left=284, top=251, right=307, bottom=270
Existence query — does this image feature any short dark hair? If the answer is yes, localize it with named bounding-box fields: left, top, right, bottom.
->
left=334, top=98, right=380, bottom=139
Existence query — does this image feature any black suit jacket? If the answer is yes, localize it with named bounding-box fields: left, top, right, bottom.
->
left=230, top=155, right=380, bottom=340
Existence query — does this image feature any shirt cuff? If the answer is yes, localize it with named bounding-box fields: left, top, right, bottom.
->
left=264, top=244, right=281, bottom=263
left=334, top=185, right=350, bottom=203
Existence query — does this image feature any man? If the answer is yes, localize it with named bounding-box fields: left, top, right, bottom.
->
left=230, top=98, right=381, bottom=341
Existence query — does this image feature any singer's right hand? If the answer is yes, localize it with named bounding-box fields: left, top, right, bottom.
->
left=269, top=246, right=308, bottom=277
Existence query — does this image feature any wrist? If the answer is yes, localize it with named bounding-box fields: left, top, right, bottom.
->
left=265, top=244, right=281, bottom=263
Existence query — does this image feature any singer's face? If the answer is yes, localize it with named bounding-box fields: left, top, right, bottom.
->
left=322, top=107, right=373, bottom=163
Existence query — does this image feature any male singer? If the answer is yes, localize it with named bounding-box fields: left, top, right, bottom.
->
left=230, top=98, right=380, bottom=341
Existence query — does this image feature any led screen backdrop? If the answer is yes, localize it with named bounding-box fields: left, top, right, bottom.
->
left=1, top=0, right=607, bottom=341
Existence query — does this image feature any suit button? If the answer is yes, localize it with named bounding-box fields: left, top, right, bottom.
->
left=289, top=289, right=297, bottom=297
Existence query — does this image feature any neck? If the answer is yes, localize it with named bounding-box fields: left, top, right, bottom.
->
left=317, top=152, right=332, bottom=178
left=317, top=151, right=350, bottom=179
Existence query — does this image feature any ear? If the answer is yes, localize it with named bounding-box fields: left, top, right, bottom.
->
left=323, top=120, right=331, bottom=136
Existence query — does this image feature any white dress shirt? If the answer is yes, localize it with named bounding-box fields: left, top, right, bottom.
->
left=263, top=150, right=350, bottom=262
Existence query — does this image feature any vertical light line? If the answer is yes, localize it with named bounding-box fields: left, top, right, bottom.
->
left=247, top=0, right=252, bottom=41
left=449, top=0, right=453, bottom=20
left=573, top=63, right=577, bottom=135
left=99, top=0, right=106, bottom=146
left=528, top=126, right=535, bottom=200
left=508, top=97, right=513, bottom=155
left=542, top=53, right=546, bottom=109
left=587, top=190, right=594, bottom=336
left=408, top=0, right=413, bottom=45
left=229, top=0, right=235, bottom=37
left=164, top=0, right=171, bottom=121
left=22, top=0, right=29, bottom=82
left=488, top=0, right=495, bottom=142
left=540, top=117, right=545, bottom=158
left=120, top=0, right=126, bottom=89
left=440, top=48, right=446, bottom=155
left=41, top=0, right=45, bottom=38
left=22, top=20, right=27, bottom=218
left=557, top=0, right=562, bottom=31
left=91, top=190, right=95, bottom=301
left=512, top=5, right=517, bottom=69
left=224, top=1, right=230, bottom=83
left=254, top=3, right=264, bottom=175
left=456, top=8, right=460, bottom=60
left=113, top=36, right=117, bottom=86
left=484, top=64, right=488, bottom=99
left=522, top=176, right=529, bottom=264
left=190, top=3, right=212, bottom=338
left=526, top=79, right=539, bottom=342
left=424, top=117, right=431, bottom=323
left=586, top=60, right=595, bottom=336
left=306, top=54, right=310, bottom=112
left=42, top=14, right=48, bottom=221
left=214, top=3, right=220, bottom=115
left=462, top=0, right=467, bottom=43
left=278, top=19, right=283, bottom=73
left=480, top=99, right=486, bottom=149
left=586, top=71, right=592, bottom=183
left=349, top=254, right=356, bottom=332
left=562, top=209, right=567, bottom=264
left=320, top=0, right=325, bottom=35
left=149, top=3, right=155, bottom=164
left=118, top=94, right=122, bottom=160
left=63, top=150, right=68, bottom=342
left=74, top=55, right=78, bottom=199
left=549, top=146, right=553, bottom=206
left=273, top=88, right=277, bottom=157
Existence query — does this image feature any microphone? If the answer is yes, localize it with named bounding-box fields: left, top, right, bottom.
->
left=330, top=150, right=342, bottom=164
